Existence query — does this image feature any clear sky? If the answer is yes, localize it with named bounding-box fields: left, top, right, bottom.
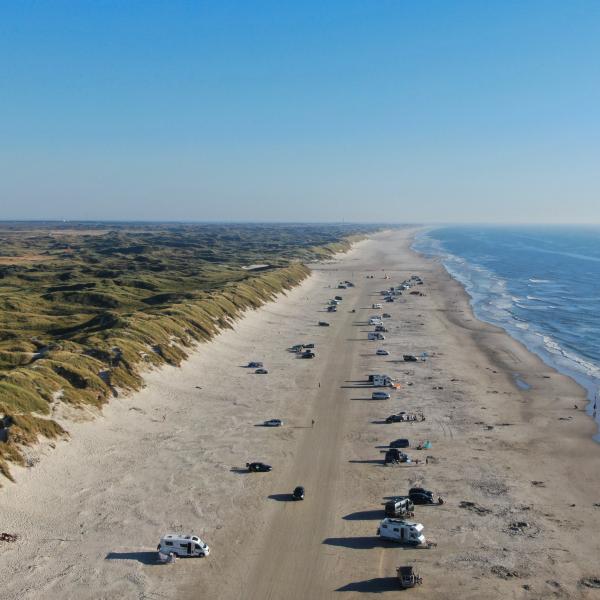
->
left=1, top=1, right=599, bottom=223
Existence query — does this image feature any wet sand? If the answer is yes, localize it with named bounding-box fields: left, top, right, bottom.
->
left=1, top=229, right=599, bottom=600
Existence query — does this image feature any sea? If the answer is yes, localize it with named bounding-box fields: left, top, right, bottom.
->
left=413, top=226, right=600, bottom=439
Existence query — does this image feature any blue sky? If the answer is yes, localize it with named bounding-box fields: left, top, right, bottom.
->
left=1, top=1, right=599, bottom=222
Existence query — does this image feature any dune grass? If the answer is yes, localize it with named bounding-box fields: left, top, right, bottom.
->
left=0, top=222, right=379, bottom=480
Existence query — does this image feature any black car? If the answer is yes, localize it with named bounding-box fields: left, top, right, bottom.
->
left=334, top=295, right=343, bottom=301
left=408, top=487, right=434, bottom=504
left=389, top=438, right=410, bottom=448
left=300, top=351, right=315, bottom=359
left=246, top=462, right=272, bottom=473
left=292, top=486, right=305, bottom=500
left=385, top=413, right=407, bottom=423
left=403, top=355, right=418, bottom=362
left=318, top=321, right=330, bottom=327
left=384, top=448, right=409, bottom=464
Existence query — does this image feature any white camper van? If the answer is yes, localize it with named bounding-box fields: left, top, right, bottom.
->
left=368, top=332, right=385, bottom=341
left=377, top=518, right=426, bottom=546
left=157, top=534, right=210, bottom=557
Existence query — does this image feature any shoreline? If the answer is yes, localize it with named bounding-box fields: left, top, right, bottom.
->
left=413, top=228, right=600, bottom=440
left=1, top=230, right=599, bottom=599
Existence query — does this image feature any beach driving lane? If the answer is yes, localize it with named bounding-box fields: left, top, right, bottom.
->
left=242, top=270, right=365, bottom=599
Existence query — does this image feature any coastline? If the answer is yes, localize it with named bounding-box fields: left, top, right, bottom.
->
left=1, top=230, right=599, bottom=599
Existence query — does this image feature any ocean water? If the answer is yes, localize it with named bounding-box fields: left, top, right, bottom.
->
left=413, top=226, right=600, bottom=438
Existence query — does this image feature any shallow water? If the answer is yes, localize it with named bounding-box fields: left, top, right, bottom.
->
left=413, top=225, right=600, bottom=438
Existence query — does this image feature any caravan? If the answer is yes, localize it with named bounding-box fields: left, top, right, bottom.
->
left=377, top=518, right=426, bottom=546
left=369, top=374, right=392, bottom=386
left=384, top=497, right=415, bottom=518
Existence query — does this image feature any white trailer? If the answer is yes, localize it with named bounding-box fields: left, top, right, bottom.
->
left=157, top=533, right=210, bottom=557
left=377, top=518, right=426, bottom=546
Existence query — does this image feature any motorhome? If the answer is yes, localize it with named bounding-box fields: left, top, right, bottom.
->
left=157, top=534, right=210, bottom=557
left=377, top=519, right=426, bottom=545
left=368, top=332, right=385, bottom=341
left=369, top=374, right=392, bottom=386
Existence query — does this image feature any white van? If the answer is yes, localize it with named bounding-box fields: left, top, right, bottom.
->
left=372, top=303, right=382, bottom=309
left=368, top=332, right=385, bottom=340
left=377, top=518, right=425, bottom=546
left=157, top=533, right=210, bottom=557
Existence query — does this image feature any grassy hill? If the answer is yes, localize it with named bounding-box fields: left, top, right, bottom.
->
left=0, top=222, right=379, bottom=480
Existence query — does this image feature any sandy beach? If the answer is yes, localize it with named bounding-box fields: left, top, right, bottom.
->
left=1, top=229, right=600, bottom=600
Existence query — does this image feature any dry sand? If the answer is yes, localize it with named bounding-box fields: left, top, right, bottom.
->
left=1, top=229, right=600, bottom=600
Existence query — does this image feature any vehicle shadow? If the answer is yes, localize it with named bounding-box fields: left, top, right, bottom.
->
left=371, top=420, right=390, bottom=425
left=229, top=467, right=249, bottom=474
left=340, top=385, right=372, bottom=389
left=342, top=509, right=383, bottom=521
left=336, top=577, right=400, bottom=592
left=348, top=459, right=383, bottom=465
left=105, top=551, right=158, bottom=565
left=322, top=536, right=380, bottom=550
left=268, top=493, right=294, bottom=502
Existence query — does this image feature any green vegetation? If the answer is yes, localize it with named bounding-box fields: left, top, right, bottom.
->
left=0, top=222, right=379, bottom=479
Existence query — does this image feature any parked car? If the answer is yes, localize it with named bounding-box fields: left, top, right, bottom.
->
left=303, top=343, right=315, bottom=348
left=390, top=438, right=410, bottom=448
left=372, top=391, right=391, bottom=400
left=334, top=295, right=343, bottom=301
left=318, top=321, right=330, bottom=327
left=382, top=313, right=391, bottom=318
left=246, top=462, right=272, bottom=472
left=247, top=361, right=263, bottom=368
left=292, top=486, right=305, bottom=500
left=255, top=368, right=268, bottom=374
left=376, top=349, right=389, bottom=356
left=264, top=419, right=283, bottom=427
left=408, top=488, right=434, bottom=504
left=403, top=355, right=418, bottom=362
left=300, top=351, right=315, bottom=359
left=385, top=412, right=409, bottom=423
left=384, top=448, right=409, bottom=464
